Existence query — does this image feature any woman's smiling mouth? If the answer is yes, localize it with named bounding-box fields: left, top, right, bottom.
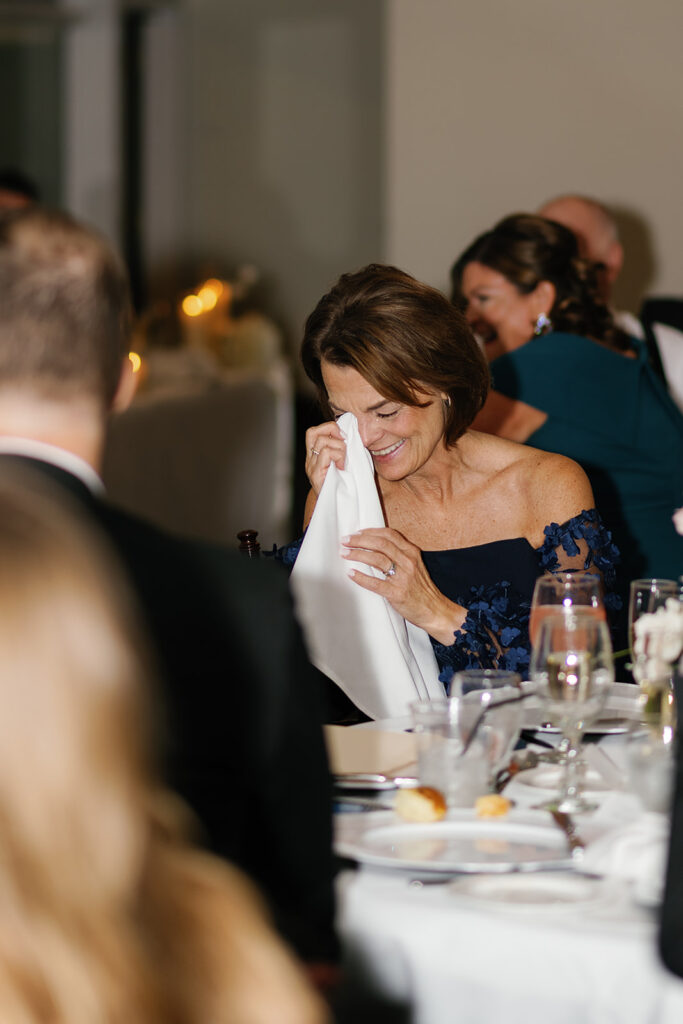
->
left=369, top=438, right=406, bottom=458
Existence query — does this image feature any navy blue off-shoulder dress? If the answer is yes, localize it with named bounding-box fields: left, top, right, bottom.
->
left=278, top=508, right=620, bottom=691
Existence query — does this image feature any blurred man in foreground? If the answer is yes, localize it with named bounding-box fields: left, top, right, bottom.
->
left=0, top=206, right=337, bottom=969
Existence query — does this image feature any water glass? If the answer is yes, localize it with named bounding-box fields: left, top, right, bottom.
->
left=450, top=670, right=523, bottom=786
left=625, top=726, right=675, bottom=813
left=410, top=699, right=489, bottom=809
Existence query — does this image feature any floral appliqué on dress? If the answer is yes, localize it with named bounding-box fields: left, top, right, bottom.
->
left=277, top=509, right=620, bottom=692
left=434, top=509, right=620, bottom=688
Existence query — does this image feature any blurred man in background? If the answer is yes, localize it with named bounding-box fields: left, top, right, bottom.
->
left=538, top=193, right=683, bottom=411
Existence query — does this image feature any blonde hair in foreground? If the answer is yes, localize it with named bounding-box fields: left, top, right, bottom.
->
left=0, top=468, right=327, bottom=1024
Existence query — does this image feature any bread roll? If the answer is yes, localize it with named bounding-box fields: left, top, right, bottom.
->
left=395, top=786, right=447, bottom=823
left=474, top=794, right=511, bottom=818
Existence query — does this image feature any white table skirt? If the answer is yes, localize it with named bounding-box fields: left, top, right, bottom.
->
left=337, top=865, right=683, bottom=1024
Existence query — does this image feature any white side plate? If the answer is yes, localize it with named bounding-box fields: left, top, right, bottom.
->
left=522, top=683, right=641, bottom=736
left=447, top=872, right=609, bottom=911
left=335, top=809, right=575, bottom=873
left=514, top=763, right=611, bottom=794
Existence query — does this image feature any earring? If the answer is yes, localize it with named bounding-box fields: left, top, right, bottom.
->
left=534, top=312, right=552, bottom=336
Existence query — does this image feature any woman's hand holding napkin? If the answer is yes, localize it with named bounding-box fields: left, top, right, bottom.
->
left=291, top=413, right=443, bottom=720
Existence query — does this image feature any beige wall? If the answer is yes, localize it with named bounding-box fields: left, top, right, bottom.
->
left=385, top=0, right=683, bottom=311
left=139, top=0, right=682, bottom=347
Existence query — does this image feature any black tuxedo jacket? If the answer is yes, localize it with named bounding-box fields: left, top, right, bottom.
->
left=639, top=297, right=683, bottom=387
left=1, top=454, right=336, bottom=962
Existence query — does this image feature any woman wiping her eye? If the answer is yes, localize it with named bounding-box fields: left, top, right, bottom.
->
left=279, top=263, right=619, bottom=695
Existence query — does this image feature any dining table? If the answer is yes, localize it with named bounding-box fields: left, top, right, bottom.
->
left=330, top=688, right=683, bottom=1024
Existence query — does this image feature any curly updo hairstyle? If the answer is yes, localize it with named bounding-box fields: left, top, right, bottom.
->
left=450, top=214, right=633, bottom=354
left=301, top=263, right=490, bottom=448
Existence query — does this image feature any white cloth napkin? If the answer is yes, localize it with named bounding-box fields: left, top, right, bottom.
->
left=582, top=796, right=669, bottom=902
left=290, top=412, right=443, bottom=719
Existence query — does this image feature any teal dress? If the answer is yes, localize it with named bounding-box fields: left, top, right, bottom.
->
left=491, top=332, right=683, bottom=594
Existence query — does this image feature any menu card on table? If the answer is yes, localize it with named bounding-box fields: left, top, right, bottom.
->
left=324, top=725, right=418, bottom=780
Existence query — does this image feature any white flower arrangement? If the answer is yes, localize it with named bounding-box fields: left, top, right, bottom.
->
left=632, top=597, right=683, bottom=687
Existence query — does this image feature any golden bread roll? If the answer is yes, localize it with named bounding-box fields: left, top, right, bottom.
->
left=395, top=786, right=447, bottom=823
left=474, top=794, right=511, bottom=818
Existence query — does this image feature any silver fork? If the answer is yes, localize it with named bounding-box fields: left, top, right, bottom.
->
left=550, top=809, right=586, bottom=857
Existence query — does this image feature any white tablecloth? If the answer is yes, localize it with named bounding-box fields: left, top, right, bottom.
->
left=334, top=728, right=683, bottom=1024
left=337, top=866, right=683, bottom=1024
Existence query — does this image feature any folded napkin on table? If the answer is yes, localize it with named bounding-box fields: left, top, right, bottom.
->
left=290, top=413, right=443, bottom=720
left=581, top=794, right=670, bottom=901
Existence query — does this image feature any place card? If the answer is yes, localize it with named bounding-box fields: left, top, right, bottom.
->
left=324, top=724, right=417, bottom=778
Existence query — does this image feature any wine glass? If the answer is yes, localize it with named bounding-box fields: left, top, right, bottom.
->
left=451, top=670, right=523, bottom=790
left=529, top=572, right=605, bottom=649
left=628, top=578, right=679, bottom=653
left=628, top=578, right=680, bottom=729
left=529, top=574, right=607, bottom=765
left=530, top=609, right=614, bottom=813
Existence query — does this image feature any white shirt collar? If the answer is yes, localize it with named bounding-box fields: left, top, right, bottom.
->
left=0, top=437, right=105, bottom=495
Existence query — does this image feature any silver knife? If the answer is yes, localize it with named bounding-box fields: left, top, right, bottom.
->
left=334, top=772, right=418, bottom=789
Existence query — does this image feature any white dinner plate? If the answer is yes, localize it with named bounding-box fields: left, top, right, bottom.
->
left=334, top=809, right=575, bottom=873
left=514, top=763, right=611, bottom=794
left=522, top=683, right=641, bottom=736
left=447, top=872, right=609, bottom=912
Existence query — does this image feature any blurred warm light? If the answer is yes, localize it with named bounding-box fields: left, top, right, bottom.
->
left=181, top=279, right=231, bottom=319
left=129, top=351, right=142, bottom=373
left=202, top=278, right=224, bottom=300
left=182, top=294, right=203, bottom=317
left=197, top=285, right=219, bottom=311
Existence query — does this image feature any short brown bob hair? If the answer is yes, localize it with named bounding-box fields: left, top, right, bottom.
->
left=301, top=263, right=489, bottom=447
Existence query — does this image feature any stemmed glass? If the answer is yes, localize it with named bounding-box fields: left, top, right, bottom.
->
left=529, top=573, right=607, bottom=765
left=529, top=572, right=605, bottom=648
left=530, top=609, right=614, bottom=813
left=628, top=578, right=679, bottom=729
left=628, top=578, right=679, bottom=652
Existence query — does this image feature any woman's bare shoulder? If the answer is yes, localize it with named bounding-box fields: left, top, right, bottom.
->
left=513, top=447, right=595, bottom=537
left=465, top=432, right=595, bottom=539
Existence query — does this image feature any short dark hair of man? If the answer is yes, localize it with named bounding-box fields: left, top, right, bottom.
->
left=0, top=207, right=131, bottom=407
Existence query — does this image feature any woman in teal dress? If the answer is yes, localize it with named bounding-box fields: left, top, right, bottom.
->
left=451, top=214, right=683, bottom=609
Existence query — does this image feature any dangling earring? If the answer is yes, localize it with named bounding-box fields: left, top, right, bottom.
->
left=534, top=312, right=552, bottom=336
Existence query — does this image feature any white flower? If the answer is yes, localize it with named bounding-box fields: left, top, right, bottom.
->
left=633, top=597, right=683, bottom=684
left=673, top=507, right=683, bottom=536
